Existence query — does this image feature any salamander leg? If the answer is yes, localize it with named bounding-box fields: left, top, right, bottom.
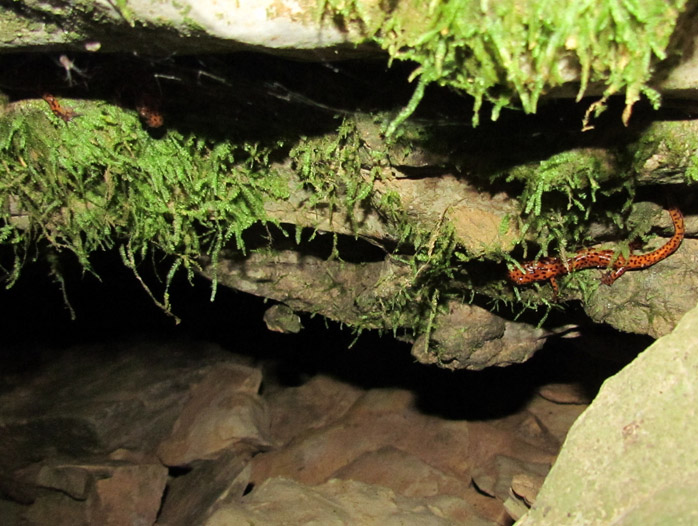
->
left=601, top=267, right=627, bottom=285
left=550, top=277, right=559, bottom=299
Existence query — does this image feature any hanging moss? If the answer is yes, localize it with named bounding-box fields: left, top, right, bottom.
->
left=288, top=115, right=463, bottom=335
left=0, top=96, right=289, bottom=305
left=319, top=0, right=687, bottom=131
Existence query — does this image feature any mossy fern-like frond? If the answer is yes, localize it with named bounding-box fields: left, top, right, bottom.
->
left=320, top=0, right=687, bottom=131
left=0, top=97, right=288, bottom=305
left=497, top=147, right=634, bottom=261
left=290, top=117, right=382, bottom=228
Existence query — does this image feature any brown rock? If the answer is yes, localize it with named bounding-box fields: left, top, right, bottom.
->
left=250, top=388, right=471, bottom=486
left=15, top=460, right=93, bottom=499
left=467, top=419, right=557, bottom=478
left=524, top=395, right=587, bottom=445
left=411, top=302, right=549, bottom=370
left=510, top=472, right=545, bottom=506
left=0, top=340, right=239, bottom=471
left=89, top=462, right=168, bottom=526
left=471, top=455, right=550, bottom=504
left=538, top=382, right=592, bottom=405
left=263, top=304, right=303, bottom=333
left=330, top=446, right=508, bottom=524
left=0, top=499, right=24, bottom=525
left=156, top=364, right=271, bottom=466
left=16, top=459, right=167, bottom=526
left=332, top=445, right=471, bottom=498
left=156, top=449, right=251, bottom=526
left=266, top=375, right=363, bottom=446
left=206, top=477, right=480, bottom=526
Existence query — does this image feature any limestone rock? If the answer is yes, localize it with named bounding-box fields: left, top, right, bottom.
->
left=465, top=416, right=558, bottom=482
left=510, top=472, right=546, bottom=507
left=372, top=174, right=518, bottom=256
left=13, top=459, right=168, bottom=526
left=471, top=455, right=549, bottom=508
left=0, top=0, right=363, bottom=55
left=332, top=445, right=472, bottom=499
left=537, top=383, right=591, bottom=405
left=250, top=388, right=472, bottom=486
left=263, top=304, right=303, bottom=334
left=156, top=363, right=271, bottom=466
left=584, top=238, right=698, bottom=338
left=206, top=477, right=492, bottom=526
left=0, top=341, right=237, bottom=472
left=330, top=446, right=507, bottom=524
left=411, top=302, right=549, bottom=370
left=156, top=450, right=251, bottom=526
left=516, top=302, right=698, bottom=525
left=524, top=396, right=587, bottom=448
left=266, top=375, right=363, bottom=446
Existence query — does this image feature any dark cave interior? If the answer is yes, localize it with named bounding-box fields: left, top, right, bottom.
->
left=0, top=245, right=650, bottom=421
left=0, top=50, right=657, bottom=419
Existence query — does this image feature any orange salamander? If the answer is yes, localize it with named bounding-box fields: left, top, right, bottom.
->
left=508, top=207, right=684, bottom=295
left=42, top=93, right=78, bottom=122
left=135, top=92, right=164, bottom=128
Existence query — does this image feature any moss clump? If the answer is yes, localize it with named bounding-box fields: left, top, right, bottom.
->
left=319, top=0, right=687, bottom=130
left=0, top=97, right=288, bottom=307
left=288, top=116, right=466, bottom=336
left=289, top=117, right=382, bottom=231
left=501, top=148, right=632, bottom=258
left=631, top=119, right=698, bottom=183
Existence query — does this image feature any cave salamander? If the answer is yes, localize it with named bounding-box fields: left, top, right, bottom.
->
left=508, top=207, right=685, bottom=295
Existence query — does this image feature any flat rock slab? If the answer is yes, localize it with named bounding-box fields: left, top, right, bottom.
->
left=0, top=340, right=255, bottom=470
left=206, top=477, right=494, bottom=526
left=12, top=458, right=168, bottom=526
left=156, top=363, right=270, bottom=466
left=516, top=303, right=698, bottom=525
left=156, top=450, right=251, bottom=526
left=0, top=0, right=364, bottom=54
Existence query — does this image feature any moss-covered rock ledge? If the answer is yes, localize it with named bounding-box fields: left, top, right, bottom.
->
left=1, top=84, right=697, bottom=368
left=1, top=0, right=698, bottom=368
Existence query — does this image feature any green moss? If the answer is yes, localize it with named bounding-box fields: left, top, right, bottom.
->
left=289, top=116, right=467, bottom=336
left=501, top=148, right=632, bottom=257
left=0, top=99, right=465, bottom=332
left=319, top=0, right=687, bottom=131
left=0, top=96, right=288, bottom=309
left=0, top=7, right=63, bottom=47
left=0, top=87, right=686, bottom=333
left=289, top=117, right=378, bottom=226
left=110, top=0, right=136, bottom=27
left=631, top=120, right=698, bottom=183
